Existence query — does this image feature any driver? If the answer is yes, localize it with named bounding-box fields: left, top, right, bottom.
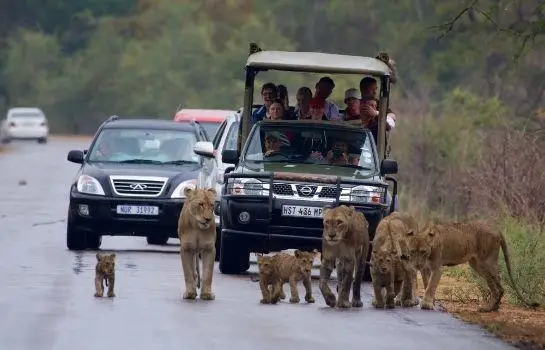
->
left=264, top=132, right=290, bottom=157
left=94, top=137, right=121, bottom=161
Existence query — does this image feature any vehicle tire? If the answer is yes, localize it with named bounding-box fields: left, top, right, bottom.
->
left=87, top=234, right=102, bottom=250
left=1, top=137, right=11, bottom=144
left=219, top=235, right=250, bottom=274
left=66, top=217, right=88, bottom=251
left=214, top=227, right=221, bottom=261
left=146, top=235, right=169, bottom=245
left=37, top=137, right=47, bottom=144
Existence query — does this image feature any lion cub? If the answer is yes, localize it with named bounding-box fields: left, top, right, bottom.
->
left=256, top=254, right=282, bottom=304
left=275, top=249, right=319, bottom=303
left=370, top=213, right=420, bottom=309
left=94, top=253, right=116, bottom=298
left=320, top=205, right=369, bottom=308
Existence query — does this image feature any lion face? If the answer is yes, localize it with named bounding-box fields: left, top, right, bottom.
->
left=406, top=225, right=435, bottom=270
left=322, top=205, right=355, bottom=244
left=372, top=248, right=393, bottom=274
left=184, top=187, right=216, bottom=230
left=256, top=254, right=276, bottom=276
left=97, top=253, right=116, bottom=275
left=294, top=249, right=319, bottom=275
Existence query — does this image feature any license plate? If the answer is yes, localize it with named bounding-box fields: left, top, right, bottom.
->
left=116, top=205, right=159, bottom=215
left=281, top=205, right=323, bottom=218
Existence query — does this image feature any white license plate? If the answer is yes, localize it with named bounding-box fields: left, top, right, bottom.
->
left=116, top=205, right=159, bottom=216
left=281, top=205, right=323, bottom=218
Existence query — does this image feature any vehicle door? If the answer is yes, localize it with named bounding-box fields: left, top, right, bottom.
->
left=197, top=119, right=227, bottom=189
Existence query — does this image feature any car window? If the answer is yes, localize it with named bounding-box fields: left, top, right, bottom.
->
left=87, top=128, right=200, bottom=164
left=213, top=120, right=228, bottom=149
left=9, top=112, right=44, bottom=118
left=199, top=122, right=222, bottom=140
left=243, top=124, right=376, bottom=172
left=223, top=121, right=240, bottom=151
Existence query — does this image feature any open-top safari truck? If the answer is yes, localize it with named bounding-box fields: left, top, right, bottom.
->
left=218, top=44, right=399, bottom=278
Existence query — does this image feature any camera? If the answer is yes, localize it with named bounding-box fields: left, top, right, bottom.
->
left=332, top=147, right=344, bottom=159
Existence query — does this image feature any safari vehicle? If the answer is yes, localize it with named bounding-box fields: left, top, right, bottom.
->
left=218, top=44, right=399, bottom=276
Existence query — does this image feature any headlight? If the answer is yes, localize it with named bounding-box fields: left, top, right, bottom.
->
left=171, top=179, right=197, bottom=198
left=348, top=185, right=386, bottom=204
left=227, top=178, right=268, bottom=196
left=77, top=175, right=105, bottom=195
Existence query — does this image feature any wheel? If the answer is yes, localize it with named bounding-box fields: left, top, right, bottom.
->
left=87, top=234, right=102, bottom=250
left=219, top=234, right=250, bottom=274
left=146, top=235, right=169, bottom=245
left=214, top=227, right=221, bottom=261
left=1, top=137, right=11, bottom=144
left=67, top=220, right=87, bottom=250
left=37, top=137, right=47, bottom=144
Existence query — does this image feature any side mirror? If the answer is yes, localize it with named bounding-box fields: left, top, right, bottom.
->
left=67, top=150, right=84, bottom=164
left=193, top=141, right=215, bottom=158
left=221, top=149, right=239, bottom=165
left=380, top=159, right=398, bottom=175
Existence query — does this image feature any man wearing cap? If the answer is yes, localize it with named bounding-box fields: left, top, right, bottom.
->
left=343, top=88, right=361, bottom=121
left=314, top=77, right=341, bottom=120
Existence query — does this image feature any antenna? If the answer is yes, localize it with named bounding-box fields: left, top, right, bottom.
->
left=105, top=115, right=119, bottom=123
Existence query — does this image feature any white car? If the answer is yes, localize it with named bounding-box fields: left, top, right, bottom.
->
left=1, top=107, right=49, bottom=144
left=193, top=111, right=240, bottom=259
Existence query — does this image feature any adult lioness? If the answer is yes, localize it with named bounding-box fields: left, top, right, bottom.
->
left=407, top=221, right=539, bottom=312
left=320, top=205, right=369, bottom=308
left=177, top=187, right=217, bottom=301
left=370, top=214, right=419, bottom=308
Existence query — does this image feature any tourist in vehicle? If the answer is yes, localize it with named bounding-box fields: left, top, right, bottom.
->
left=308, top=97, right=328, bottom=121
left=314, top=77, right=341, bottom=120
left=324, top=140, right=359, bottom=165
left=343, top=88, right=361, bottom=121
left=277, top=84, right=290, bottom=110
left=360, top=76, right=397, bottom=131
left=294, top=86, right=312, bottom=119
left=360, top=96, right=380, bottom=142
left=263, top=132, right=290, bottom=156
left=267, top=99, right=288, bottom=120
left=251, top=82, right=277, bottom=124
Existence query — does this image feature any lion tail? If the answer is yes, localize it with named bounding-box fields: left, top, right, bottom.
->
left=499, top=230, right=540, bottom=308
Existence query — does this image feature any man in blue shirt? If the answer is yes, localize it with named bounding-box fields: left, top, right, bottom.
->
left=251, top=82, right=278, bottom=124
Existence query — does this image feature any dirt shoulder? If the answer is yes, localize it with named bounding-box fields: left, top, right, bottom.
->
left=419, top=269, right=545, bottom=349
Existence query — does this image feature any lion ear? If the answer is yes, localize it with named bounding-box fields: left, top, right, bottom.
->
left=406, top=229, right=414, bottom=236
left=322, top=207, right=331, bottom=216
left=184, top=187, right=194, bottom=198
left=110, top=253, right=116, bottom=260
left=294, top=250, right=301, bottom=258
left=206, top=188, right=217, bottom=196
left=96, top=253, right=102, bottom=261
left=427, top=228, right=435, bottom=237
left=312, top=249, right=319, bottom=255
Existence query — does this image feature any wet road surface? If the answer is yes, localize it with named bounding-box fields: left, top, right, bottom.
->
left=0, top=138, right=515, bottom=350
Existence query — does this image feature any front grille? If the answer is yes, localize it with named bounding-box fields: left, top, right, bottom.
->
left=273, top=183, right=294, bottom=195
left=296, top=184, right=317, bottom=197
left=318, top=186, right=338, bottom=198
left=109, top=176, right=168, bottom=197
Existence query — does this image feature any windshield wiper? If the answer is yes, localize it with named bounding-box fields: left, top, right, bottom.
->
left=162, top=160, right=198, bottom=165
left=119, top=159, right=163, bottom=164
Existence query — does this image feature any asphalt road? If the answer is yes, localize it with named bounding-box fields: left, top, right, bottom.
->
left=0, top=138, right=515, bottom=350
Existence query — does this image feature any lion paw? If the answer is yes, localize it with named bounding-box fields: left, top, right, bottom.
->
left=352, top=299, right=363, bottom=308
left=94, top=292, right=103, bottom=298
left=270, top=297, right=280, bottom=304
left=324, top=294, right=337, bottom=308
left=420, top=299, right=435, bottom=310
left=107, top=292, right=116, bottom=298
left=183, top=290, right=198, bottom=300
left=385, top=301, right=396, bottom=309
left=289, top=296, right=300, bottom=303
left=372, top=299, right=384, bottom=309
left=260, top=298, right=271, bottom=304
left=200, top=292, right=215, bottom=301
left=305, top=295, right=315, bottom=303
left=279, top=291, right=286, bottom=300
left=337, top=299, right=352, bottom=309
left=400, top=298, right=420, bottom=308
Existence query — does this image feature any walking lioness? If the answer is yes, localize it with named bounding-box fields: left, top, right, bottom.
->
left=320, top=205, right=369, bottom=308
left=177, top=187, right=217, bottom=301
left=407, top=221, right=539, bottom=312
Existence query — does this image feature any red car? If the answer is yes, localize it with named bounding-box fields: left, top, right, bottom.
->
left=173, top=109, right=235, bottom=139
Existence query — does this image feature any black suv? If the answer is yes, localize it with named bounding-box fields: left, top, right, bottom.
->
left=65, top=116, right=210, bottom=250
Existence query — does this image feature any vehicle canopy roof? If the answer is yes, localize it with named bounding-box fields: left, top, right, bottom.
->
left=257, top=118, right=370, bottom=131
left=103, top=118, right=197, bottom=132
left=246, top=50, right=391, bottom=76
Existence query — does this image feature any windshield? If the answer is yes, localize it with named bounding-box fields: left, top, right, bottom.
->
left=87, top=128, right=199, bottom=164
left=199, top=122, right=222, bottom=139
left=242, top=123, right=377, bottom=171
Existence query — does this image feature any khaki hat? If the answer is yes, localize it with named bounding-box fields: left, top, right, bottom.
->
left=344, top=88, right=361, bottom=102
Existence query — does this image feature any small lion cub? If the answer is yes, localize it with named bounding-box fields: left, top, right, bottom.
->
left=276, top=249, right=319, bottom=303
left=256, top=254, right=281, bottom=304
left=94, top=253, right=116, bottom=298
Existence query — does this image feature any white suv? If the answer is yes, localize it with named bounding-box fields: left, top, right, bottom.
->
left=193, top=111, right=240, bottom=259
left=1, top=107, right=49, bottom=144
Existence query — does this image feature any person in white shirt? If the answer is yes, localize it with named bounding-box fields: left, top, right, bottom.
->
left=314, top=77, right=341, bottom=121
